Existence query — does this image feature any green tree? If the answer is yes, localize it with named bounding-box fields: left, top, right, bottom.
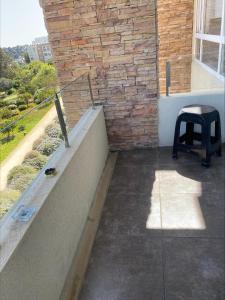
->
left=1, top=121, right=16, bottom=141
left=24, top=52, right=31, bottom=64
left=18, top=92, right=32, bottom=107
left=0, top=48, right=16, bottom=79
left=30, top=62, right=57, bottom=91
left=0, top=78, right=13, bottom=92
left=34, top=88, right=55, bottom=104
left=14, top=61, right=57, bottom=95
left=0, top=108, right=13, bottom=119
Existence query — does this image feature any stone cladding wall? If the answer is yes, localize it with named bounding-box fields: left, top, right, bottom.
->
left=40, top=0, right=159, bottom=149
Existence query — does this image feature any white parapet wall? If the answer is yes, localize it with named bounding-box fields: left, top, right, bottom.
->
left=159, top=90, right=225, bottom=146
left=0, top=107, right=109, bottom=300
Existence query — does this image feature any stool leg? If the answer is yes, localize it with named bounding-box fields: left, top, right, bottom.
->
left=215, top=115, right=222, bottom=156
left=172, top=117, right=181, bottom=159
left=202, top=151, right=211, bottom=167
left=186, top=122, right=194, bottom=145
left=201, top=122, right=211, bottom=168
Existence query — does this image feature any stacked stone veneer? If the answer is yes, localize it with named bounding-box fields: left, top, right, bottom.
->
left=157, top=0, right=194, bottom=94
left=40, top=0, right=158, bottom=150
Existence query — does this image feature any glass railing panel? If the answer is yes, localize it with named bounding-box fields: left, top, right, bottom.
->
left=0, top=72, right=94, bottom=220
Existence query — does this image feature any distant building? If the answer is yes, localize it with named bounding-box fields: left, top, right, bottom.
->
left=33, top=36, right=49, bottom=44
left=27, top=45, right=39, bottom=61
left=27, top=36, right=53, bottom=62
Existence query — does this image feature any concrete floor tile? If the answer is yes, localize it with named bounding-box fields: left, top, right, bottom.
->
left=116, top=149, right=158, bottom=166
left=159, top=169, right=202, bottom=194
left=109, top=164, right=159, bottom=195
left=164, top=238, right=225, bottom=300
left=161, top=193, right=224, bottom=237
left=80, top=237, right=164, bottom=300
left=99, top=193, right=162, bottom=237
left=161, top=193, right=206, bottom=230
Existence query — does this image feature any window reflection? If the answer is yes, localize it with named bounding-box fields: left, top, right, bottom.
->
left=202, top=40, right=219, bottom=71
left=204, top=0, right=222, bottom=35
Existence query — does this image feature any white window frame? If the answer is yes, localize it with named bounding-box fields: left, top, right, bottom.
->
left=194, top=0, right=225, bottom=81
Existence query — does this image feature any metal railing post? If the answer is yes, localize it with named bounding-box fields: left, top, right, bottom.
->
left=166, top=61, right=171, bottom=96
left=87, top=73, right=95, bottom=109
left=54, top=93, right=70, bottom=148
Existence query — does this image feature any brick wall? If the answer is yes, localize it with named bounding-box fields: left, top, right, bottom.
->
left=157, top=0, right=194, bottom=94
left=40, top=0, right=158, bottom=150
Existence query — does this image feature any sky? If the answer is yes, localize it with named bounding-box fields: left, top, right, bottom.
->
left=1, top=0, right=48, bottom=47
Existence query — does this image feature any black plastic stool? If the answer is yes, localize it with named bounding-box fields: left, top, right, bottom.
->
left=172, top=104, right=222, bottom=167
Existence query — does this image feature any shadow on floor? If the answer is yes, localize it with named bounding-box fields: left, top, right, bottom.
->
left=79, top=146, right=225, bottom=300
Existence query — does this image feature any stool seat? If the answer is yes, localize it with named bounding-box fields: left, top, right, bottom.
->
left=179, top=104, right=216, bottom=115
left=172, top=104, right=222, bottom=167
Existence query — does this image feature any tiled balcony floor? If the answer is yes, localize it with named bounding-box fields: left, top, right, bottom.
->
left=80, top=147, right=225, bottom=300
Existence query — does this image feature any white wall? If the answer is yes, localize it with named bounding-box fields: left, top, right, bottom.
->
left=159, top=90, right=225, bottom=146
left=0, top=107, right=109, bottom=300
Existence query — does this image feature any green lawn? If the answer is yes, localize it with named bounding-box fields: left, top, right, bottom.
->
left=0, top=190, right=21, bottom=218
left=0, top=104, right=53, bottom=163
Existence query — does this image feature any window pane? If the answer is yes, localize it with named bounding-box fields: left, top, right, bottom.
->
left=202, top=40, right=219, bottom=71
left=220, top=44, right=225, bottom=76
left=195, top=39, right=201, bottom=59
left=204, top=0, right=222, bottom=35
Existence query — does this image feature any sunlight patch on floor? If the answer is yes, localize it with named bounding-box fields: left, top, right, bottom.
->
left=146, top=170, right=206, bottom=230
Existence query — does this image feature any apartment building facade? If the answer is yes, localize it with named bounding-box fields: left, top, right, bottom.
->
left=27, top=36, right=53, bottom=62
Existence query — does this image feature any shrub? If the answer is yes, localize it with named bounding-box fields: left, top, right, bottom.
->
left=8, top=104, right=17, bottom=110
left=45, top=123, right=63, bottom=139
left=11, top=109, right=19, bottom=117
left=12, top=79, right=20, bottom=89
left=23, top=150, right=48, bottom=170
left=0, top=78, right=13, bottom=92
left=34, top=137, right=62, bottom=156
left=18, top=125, right=25, bottom=132
left=0, top=108, right=12, bottom=119
left=0, top=135, right=15, bottom=144
left=0, top=100, right=7, bottom=107
left=16, top=99, right=26, bottom=106
left=17, top=86, right=26, bottom=94
left=0, top=99, right=6, bottom=107
left=34, top=88, right=54, bottom=105
left=7, top=99, right=17, bottom=106
left=18, top=104, right=27, bottom=111
left=7, top=165, right=37, bottom=192
left=1, top=122, right=16, bottom=140
left=0, top=92, right=6, bottom=99
left=19, top=93, right=32, bottom=107
left=32, top=135, right=45, bottom=150
left=0, top=189, right=21, bottom=218
left=7, top=88, right=15, bottom=95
